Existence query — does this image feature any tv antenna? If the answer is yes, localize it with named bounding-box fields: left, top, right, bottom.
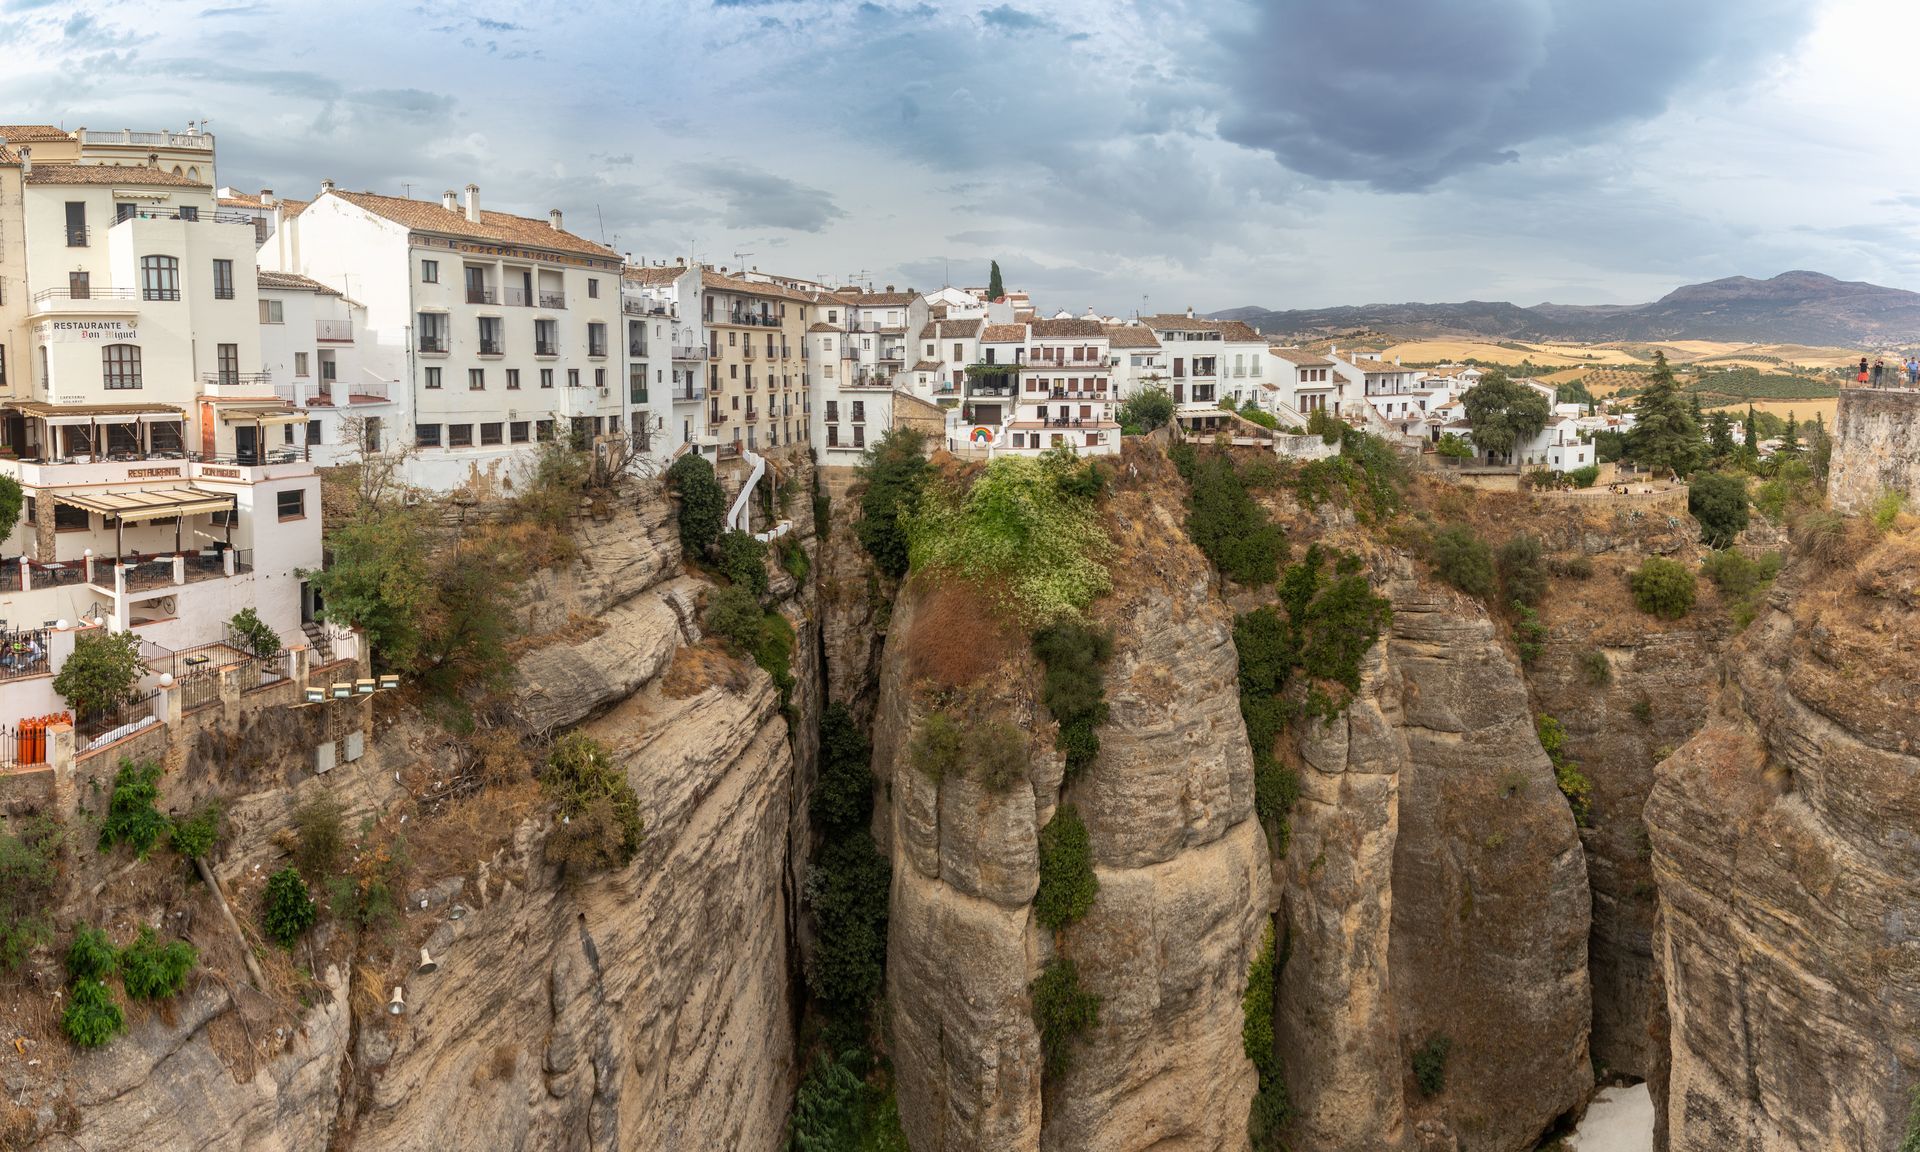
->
left=848, top=269, right=871, bottom=291
left=733, top=251, right=755, bottom=268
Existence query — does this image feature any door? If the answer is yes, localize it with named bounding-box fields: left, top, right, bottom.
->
left=363, top=416, right=383, bottom=453
left=235, top=425, right=258, bottom=465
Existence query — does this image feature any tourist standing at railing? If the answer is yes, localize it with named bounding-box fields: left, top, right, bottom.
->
left=1906, top=356, right=1918, bottom=386
left=1873, top=359, right=1886, bottom=387
left=1859, top=357, right=1871, bottom=386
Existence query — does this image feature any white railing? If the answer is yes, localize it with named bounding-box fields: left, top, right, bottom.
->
left=77, top=128, right=214, bottom=151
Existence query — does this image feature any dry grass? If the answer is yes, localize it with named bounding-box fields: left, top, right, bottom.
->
left=472, top=1041, right=519, bottom=1086
left=660, top=642, right=749, bottom=699
left=505, top=612, right=609, bottom=657
left=902, top=578, right=1020, bottom=690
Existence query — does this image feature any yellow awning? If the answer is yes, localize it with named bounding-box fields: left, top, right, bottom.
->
left=218, top=406, right=307, bottom=425
left=54, top=487, right=236, bottom=522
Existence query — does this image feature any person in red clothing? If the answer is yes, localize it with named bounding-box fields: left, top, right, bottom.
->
left=1859, top=356, right=1871, bottom=386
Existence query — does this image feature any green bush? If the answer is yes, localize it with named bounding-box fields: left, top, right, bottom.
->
left=856, top=428, right=931, bottom=580
left=804, top=832, right=892, bottom=1015
left=1306, top=409, right=1344, bottom=445
left=1249, top=1081, right=1293, bottom=1152
left=780, top=536, right=811, bottom=582
left=229, top=607, right=281, bottom=659
left=971, top=720, right=1029, bottom=792
left=119, top=927, right=195, bottom=1000
left=1582, top=649, right=1611, bottom=686
left=98, top=760, right=170, bottom=858
left=907, top=712, right=963, bottom=783
left=541, top=733, right=645, bottom=872
left=263, top=866, right=318, bottom=946
left=1436, top=432, right=1473, bottom=459
left=0, top=819, right=61, bottom=972
left=65, top=927, right=118, bottom=982
left=1794, top=509, right=1851, bottom=568
left=718, top=530, right=770, bottom=596
left=704, top=585, right=765, bottom=650
left=1538, top=714, right=1592, bottom=825
left=786, top=1048, right=907, bottom=1152
left=168, top=801, right=222, bottom=861
left=1496, top=534, right=1549, bottom=607
left=1689, top=471, right=1750, bottom=548
left=1431, top=526, right=1495, bottom=598
left=1568, top=464, right=1600, bottom=488
left=1030, top=956, right=1101, bottom=1076
left=1900, top=1086, right=1920, bottom=1152
left=1411, top=1035, right=1452, bottom=1097
left=1701, top=549, right=1761, bottom=597
left=812, top=704, right=874, bottom=839
left=1512, top=602, right=1548, bottom=664
left=292, top=794, right=345, bottom=881
left=61, top=977, right=123, bottom=1049
left=55, top=630, right=147, bottom=721
left=1117, top=388, right=1174, bottom=434
left=1186, top=454, right=1286, bottom=587
left=1872, top=491, right=1907, bottom=534
left=1630, top=557, right=1696, bottom=619
left=1032, top=622, right=1112, bottom=776
left=1554, top=553, right=1595, bottom=579
left=665, top=453, right=727, bottom=559
left=1243, top=924, right=1290, bottom=1150
left=1035, top=805, right=1098, bottom=931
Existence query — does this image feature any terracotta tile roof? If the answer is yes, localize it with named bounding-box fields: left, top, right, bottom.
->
left=849, top=292, right=916, bottom=307
left=25, top=163, right=208, bottom=188
left=700, top=269, right=815, bottom=303
left=1104, top=325, right=1161, bottom=349
left=1335, top=355, right=1414, bottom=374
left=808, top=322, right=839, bottom=334
left=1219, top=321, right=1263, bottom=342
left=929, top=304, right=949, bottom=319
left=1268, top=347, right=1333, bottom=367
left=327, top=189, right=620, bottom=261
left=1031, top=318, right=1106, bottom=339
left=911, top=360, right=944, bottom=372
left=0, top=147, right=14, bottom=166
left=981, top=323, right=1027, bottom=343
left=1140, top=315, right=1263, bottom=342
left=936, top=318, right=983, bottom=338
left=218, top=191, right=310, bottom=215
left=256, top=270, right=341, bottom=295
left=623, top=265, right=686, bottom=286
left=0, top=125, right=71, bottom=144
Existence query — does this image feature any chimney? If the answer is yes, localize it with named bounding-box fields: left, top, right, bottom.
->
left=442, top=189, right=458, bottom=211
left=549, top=208, right=563, bottom=231
left=259, top=188, right=275, bottom=207
left=1185, top=305, right=1194, bottom=319
left=320, top=178, right=335, bottom=193
left=676, top=256, right=686, bottom=266
left=17, top=147, right=28, bottom=177
left=885, top=284, right=895, bottom=292
left=463, top=184, right=480, bottom=223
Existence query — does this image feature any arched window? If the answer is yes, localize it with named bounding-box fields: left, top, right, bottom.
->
left=102, top=344, right=142, bottom=390
left=172, top=165, right=183, bottom=176
left=187, top=167, right=199, bottom=182
left=139, top=255, right=179, bottom=301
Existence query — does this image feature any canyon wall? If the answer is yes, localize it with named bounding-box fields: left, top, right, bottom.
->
left=1827, top=387, right=1920, bottom=513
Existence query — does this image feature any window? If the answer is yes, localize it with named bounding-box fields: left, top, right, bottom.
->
left=179, top=205, right=199, bottom=222
left=416, top=424, right=442, bottom=447
left=629, top=364, right=648, bottom=404
left=269, top=488, right=304, bottom=520
left=536, top=419, right=555, bottom=441
left=424, top=367, right=442, bottom=389
left=141, top=255, right=181, bottom=301
left=102, top=344, right=142, bottom=390
left=0, top=347, right=6, bottom=391
left=254, top=218, right=269, bottom=245
left=480, top=422, right=503, bottom=446
left=587, top=322, right=607, bottom=357
left=217, top=344, right=239, bottom=386
left=587, top=278, right=599, bottom=299
left=853, top=425, right=865, bottom=449
left=567, top=369, right=580, bottom=388
left=68, top=271, right=90, bottom=299
left=826, top=401, right=838, bottom=422
left=258, top=298, right=284, bottom=324
left=535, top=318, right=558, bottom=356
left=54, top=503, right=90, bottom=532
left=468, top=368, right=485, bottom=391
left=540, top=368, right=554, bottom=389
left=851, top=401, right=866, bottom=423
left=509, top=421, right=530, bottom=443
left=417, top=312, right=448, bottom=353
left=827, top=425, right=839, bottom=447
left=506, top=369, right=521, bottom=390
left=294, top=352, right=309, bottom=377
left=478, top=316, right=503, bottom=355
left=65, top=201, right=86, bottom=247
left=116, top=203, right=136, bottom=224
left=421, top=259, right=439, bottom=283
left=308, top=420, right=321, bottom=445
left=448, top=424, right=474, bottom=447
left=213, top=259, right=234, bottom=300
left=608, top=414, right=622, bottom=432
left=594, top=368, right=606, bottom=390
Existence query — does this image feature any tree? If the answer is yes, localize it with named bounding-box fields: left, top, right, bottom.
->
left=664, top=453, right=726, bottom=559
left=1689, top=471, right=1750, bottom=547
left=305, top=505, right=433, bottom=671
left=1743, top=406, right=1758, bottom=452
left=987, top=260, right=1005, bottom=301
left=1460, top=369, right=1550, bottom=462
left=1630, top=557, right=1696, bottom=619
left=1117, top=388, right=1174, bottom=434
left=855, top=428, right=930, bottom=580
left=228, top=607, right=281, bottom=658
left=1706, top=410, right=1735, bottom=459
left=1187, top=455, right=1285, bottom=586
left=1627, top=352, right=1700, bottom=477
left=0, top=475, right=23, bottom=540
left=1435, top=433, right=1474, bottom=459
left=54, top=630, right=146, bottom=719
left=1779, top=412, right=1801, bottom=457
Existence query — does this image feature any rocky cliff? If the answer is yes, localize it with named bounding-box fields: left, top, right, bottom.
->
left=1648, top=528, right=1920, bottom=1150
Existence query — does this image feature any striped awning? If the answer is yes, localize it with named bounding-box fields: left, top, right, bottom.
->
left=53, top=486, right=235, bottom=522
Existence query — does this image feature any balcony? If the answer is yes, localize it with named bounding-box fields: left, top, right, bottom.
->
left=76, top=128, right=214, bottom=151
left=310, top=380, right=390, bottom=406
left=743, top=346, right=756, bottom=360
left=726, top=312, right=780, bottom=328
left=479, top=340, right=505, bottom=356
left=466, top=287, right=496, bottom=305
left=628, top=343, right=648, bottom=358
left=315, top=320, right=353, bottom=343
left=849, top=373, right=893, bottom=389
left=709, top=408, right=728, bottom=426
left=968, top=384, right=1014, bottom=398
left=539, top=292, right=567, bottom=309
left=673, top=386, right=706, bottom=402
left=623, top=299, right=669, bottom=317
left=66, top=225, right=90, bottom=248
left=29, top=287, right=138, bottom=311
left=672, top=344, right=705, bottom=361
left=200, top=372, right=272, bottom=390
left=113, top=208, right=253, bottom=227
left=418, top=336, right=449, bottom=354
left=588, top=343, right=608, bottom=359
left=535, top=341, right=558, bottom=357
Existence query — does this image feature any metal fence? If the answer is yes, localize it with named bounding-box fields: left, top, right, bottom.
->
left=180, top=669, right=219, bottom=713
left=0, top=713, right=69, bottom=769
left=78, top=690, right=162, bottom=745
left=0, top=628, right=52, bottom=681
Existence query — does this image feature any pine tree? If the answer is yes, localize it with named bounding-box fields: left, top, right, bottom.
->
left=987, top=260, right=1005, bottom=301
left=1627, top=352, right=1700, bottom=477
left=1780, top=412, right=1801, bottom=456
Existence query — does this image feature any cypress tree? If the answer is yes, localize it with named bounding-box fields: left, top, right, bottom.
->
left=987, top=260, right=1005, bottom=301
left=1743, top=406, right=1758, bottom=451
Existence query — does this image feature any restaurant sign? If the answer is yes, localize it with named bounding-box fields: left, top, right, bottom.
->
left=35, top=319, right=139, bottom=343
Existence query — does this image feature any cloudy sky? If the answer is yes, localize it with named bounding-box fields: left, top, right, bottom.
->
left=6, top=0, right=1916, bottom=314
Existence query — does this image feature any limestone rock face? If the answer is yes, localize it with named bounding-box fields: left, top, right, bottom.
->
left=817, top=466, right=889, bottom=721
left=1280, top=575, right=1594, bottom=1152
left=1827, top=387, right=1920, bottom=512
left=1649, top=542, right=1920, bottom=1150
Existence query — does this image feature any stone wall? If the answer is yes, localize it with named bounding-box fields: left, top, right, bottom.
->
left=1827, top=386, right=1920, bottom=512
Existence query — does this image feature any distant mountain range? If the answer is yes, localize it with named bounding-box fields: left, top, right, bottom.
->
left=1213, top=271, right=1920, bottom=347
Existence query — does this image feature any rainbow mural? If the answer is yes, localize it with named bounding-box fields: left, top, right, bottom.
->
left=969, top=426, right=995, bottom=445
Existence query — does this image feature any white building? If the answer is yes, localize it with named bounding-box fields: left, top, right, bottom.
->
left=1140, top=314, right=1269, bottom=429
left=256, top=271, right=391, bottom=464
left=975, top=318, right=1119, bottom=456
left=1267, top=347, right=1349, bottom=421
left=262, top=182, right=630, bottom=492
left=1105, top=325, right=1168, bottom=401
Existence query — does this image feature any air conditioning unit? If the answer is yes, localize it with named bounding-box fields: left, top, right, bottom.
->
left=598, top=387, right=609, bottom=397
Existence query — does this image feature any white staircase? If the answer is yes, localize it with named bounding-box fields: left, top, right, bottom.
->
left=726, top=450, right=792, bottom=543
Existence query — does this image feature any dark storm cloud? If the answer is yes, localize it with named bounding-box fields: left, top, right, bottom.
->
left=1215, top=0, right=1818, bottom=190
left=678, top=163, right=845, bottom=232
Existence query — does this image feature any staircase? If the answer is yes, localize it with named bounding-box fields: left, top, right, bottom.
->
left=302, top=620, right=332, bottom=663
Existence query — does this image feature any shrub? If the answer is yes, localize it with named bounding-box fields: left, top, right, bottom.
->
left=1630, top=557, right=1696, bottom=619
left=1249, top=1081, right=1293, bottom=1152
left=1701, top=549, right=1761, bottom=597
left=811, top=704, right=873, bottom=838
left=1117, top=388, right=1174, bottom=434
left=857, top=428, right=931, bottom=580
left=703, top=585, right=764, bottom=650
left=1185, top=455, right=1286, bottom=587
left=907, top=712, right=963, bottom=783
left=1900, top=1086, right=1920, bottom=1152
left=168, top=801, right=222, bottom=861
left=788, top=1050, right=865, bottom=1151
left=54, top=630, right=147, bottom=720
left=1242, top=925, right=1277, bottom=1081
left=1554, top=553, right=1595, bottom=580
left=1496, top=534, right=1548, bottom=607
left=263, top=866, right=318, bottom=946
left=1873, top=491, right=1907, bottom=534
left=804, top=831, right=892, bottom=1014
left=1030, top=956, right=1101, bottom=1076
left=228, top=607, right=281, bottom=659
left=971, top=720, right=1029, bottom=792
left=1306, top=409, right=1344, bottom=445
left=665, top=453, right=727, bottom=558
left=1689, top=471, right=1750, bottom=548
left=1538, top=714, right=1592, bottom=825
left=1582, top=649, right=1611, bottom=686
left=1031, top=622, right=1112, bottom=777
left=1431, top=526, right=1495, bottom=598
left=65, top=927, right=118, bottom=983
left=717, top=530, right=770, bottom=596
left=1568, top=464, right=1600, bottom=488
left=1035, top=805, right=1098, bottom=931
left=61, top=978, right=123, bottom=1049
left=98, top=760, right=169, bottom=858
left=119, top=927, right=195, bottom=1000
left=305, top=505, right=435, bottom=672
left=1512, top=602, right=1548, bottom=664
left=542, top=733, right=645, bottom=873
left=292, top=794, right=345, bottom=880
left=1794, top=509, right=1852, bottom=569
left=1631, top=696, right=1653, bottom=724
left=780, top=536, right=811, bottom=582
left=0, top=819, right=61, bottom=972
left=1412, top=1035, right=1452, bottom=1097
left=1436, top=432, right=1473, bottom=459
